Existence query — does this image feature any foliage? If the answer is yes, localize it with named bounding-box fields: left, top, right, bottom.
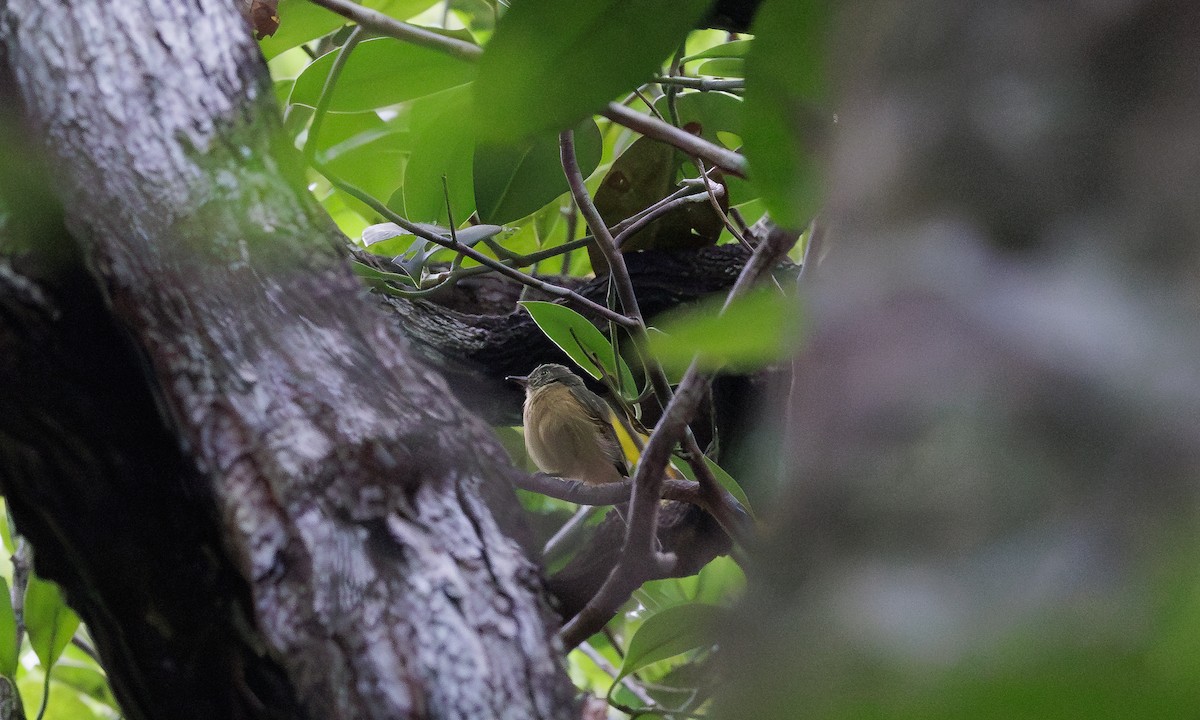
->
left=261, top=0, right=826, bottom=716
left=0, top=502, right=121, bottom=720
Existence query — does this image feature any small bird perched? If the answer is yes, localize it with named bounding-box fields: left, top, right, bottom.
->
left=507, top=364, right=635, bottom=485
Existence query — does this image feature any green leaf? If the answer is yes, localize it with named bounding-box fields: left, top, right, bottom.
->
left=0, top=579, right=17, bottom=678
left=519, top=301, right=637, bottom=396
left=653, top=91, right=743, bottom=146
left=398, top=85, right=477, bottom=224
left=351, top=259, right=419, bottom=288
left=321, top=124, right=411, bottom=201
left=682, top=39, right=753, bottom=63
left=647, top=286, right=803, bottom=374
left=743, top=0, right=830, bottom=229
left=291, top=37, right=477, bottom=112
left=617, top=603, right=726, bottom=681
left=259, top=0, right=440, bottom=59
left=638, top=556, right=746, bottom=612
left=675, top=456, right=755, bottom=520
left=258, top=0, right=345, bottom=60
left=365, top=0, right=442, bottom=22
left=24, top=575, right=80, bottom=670
left=17, top=675, right=99, bottom=720
left=50, top=646, right=120, bottom=709
left=474, top=117, right=601, bottom=224
left=474, top=0, right=713, bottom=143
left=695, top=57, right=744, bottom=78
left=652, top=91, right=756, bottom=205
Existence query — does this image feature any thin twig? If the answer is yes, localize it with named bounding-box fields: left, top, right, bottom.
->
left=695, top=158, right=752, bottom=250
left=632, top=88, right=667, bottom=123
left=728, top=206, right=752, bottom=236
left=577, top=642, right=656, bottom=706
left=71, top=636, right=102, bottom=665
left=611, top=189, right=712, bottom=250
left=601, top=103, right=748, bottom=178
left=542, top=506, right=595, bottom=560
left=305, top=0, right=482, bottom=61
left=298, top=25, right=630, bottom=325
left=653, top=76, right=745, bottom=92
left=562, top=128, right=752, bottom=548
left=324, top=172, right=637, bottom=327
left=561, top=199, right=578, bottom=274
left=303, top=26, right=366, bottom=165
left=10, top=538, right=29, bottom=665
left=664, top=44, right=686, bottom=128
left=559, top=224, right=799, bottom=650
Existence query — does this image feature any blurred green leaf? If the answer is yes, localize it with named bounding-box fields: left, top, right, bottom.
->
left=25, top=575, right=80, bottom=670
left=617, top=603, right=726, bottom=681
left=519, top=301, right=637, bottom=396
left=647, top=287, right=803, bottom=374
left=398, top=85, right=477, bottom=224
left=291, top=37, right=476, bottom=112
left=50, top=646, right=119, bottom=709
left=743, top=0, right=829, bottom=229
left=0, top=579, right=16, bottom=679
left=474, top=117, right=601, bottom=224
left=474, top=0, right=712, bottom=143
left=17, top=675, right=99, bottom=720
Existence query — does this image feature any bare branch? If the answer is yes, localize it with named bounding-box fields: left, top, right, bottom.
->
left=559, top=223, right=799, bottom=649
left=304, top=0, right=482, bottom=61
left=601, top=103, right=748, bottom=178
left=653, top=76, right=745, bottom=92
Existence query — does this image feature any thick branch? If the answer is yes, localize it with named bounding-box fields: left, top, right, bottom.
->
left=1, top=1, right=576, bottom=718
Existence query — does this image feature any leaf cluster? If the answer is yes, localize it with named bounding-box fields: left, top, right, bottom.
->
left=261, top=1, right=828, bottom=716
left=0, top=503, right=120, bottom=720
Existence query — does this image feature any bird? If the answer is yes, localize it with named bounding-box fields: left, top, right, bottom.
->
left=507, top=363, right=639, bottom=485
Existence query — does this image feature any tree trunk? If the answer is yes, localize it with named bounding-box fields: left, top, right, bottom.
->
left=0, top=1, right=577, bottom=718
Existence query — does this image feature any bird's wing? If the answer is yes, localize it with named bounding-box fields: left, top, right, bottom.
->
left=578, top=386, right=685, bottom=480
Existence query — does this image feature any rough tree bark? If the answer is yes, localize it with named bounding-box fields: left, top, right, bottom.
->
left=0, top=1, right=580, bottom=718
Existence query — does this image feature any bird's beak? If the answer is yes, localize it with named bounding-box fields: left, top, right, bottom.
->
left=506, top=375, right=529, bottom=388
